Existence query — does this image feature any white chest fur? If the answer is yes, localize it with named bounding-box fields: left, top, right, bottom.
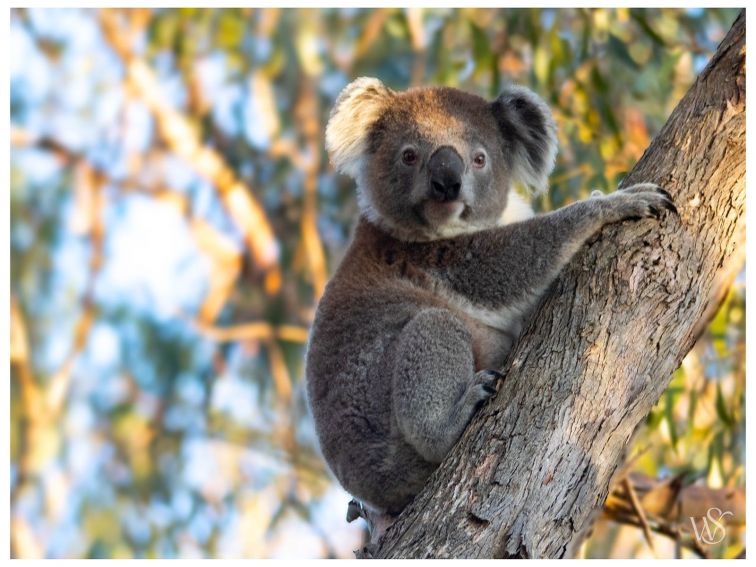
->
left=441, top=288, right=533, bottom=338
left=438, top=286, right=540, bottom=370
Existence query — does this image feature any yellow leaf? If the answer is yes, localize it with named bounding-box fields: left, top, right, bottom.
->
left=250, top=71, right=281, bottom=142
left=296, top=22, right=323, bottom=76
left=190, top=219, right=242, bottom=323
left=534, top=46, right=549, bottom=85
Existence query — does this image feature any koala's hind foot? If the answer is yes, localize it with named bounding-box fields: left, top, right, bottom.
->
left=347, top=499, right=397, bottom=552
left=470, top=369, right=506, bottom=405
left=346, top=498, right=364, bottom=523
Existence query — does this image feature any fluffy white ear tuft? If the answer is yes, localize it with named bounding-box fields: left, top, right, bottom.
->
left=325, top=77, right=394, bottom=178
left=490, top=85, right=558, bottom=195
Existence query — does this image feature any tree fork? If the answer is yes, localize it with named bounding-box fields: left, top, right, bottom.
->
left=371, top=10, right=745, bottom=559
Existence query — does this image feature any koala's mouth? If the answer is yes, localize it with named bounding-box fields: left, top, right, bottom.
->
left=421, top=199, right=466, bottom=226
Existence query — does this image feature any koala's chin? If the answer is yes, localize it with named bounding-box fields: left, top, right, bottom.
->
left=359, top=187, right=482, bottom=243
left=422, top=199, right=467, bottom=237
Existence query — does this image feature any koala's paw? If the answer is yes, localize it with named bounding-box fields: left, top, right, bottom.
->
left=469, top=369, right=505, bottom=406
left=355, top=543, right=379, bottom=559
left=608, top=183, right=678, bottom=220
left=346, top=499, right=366, bottom=523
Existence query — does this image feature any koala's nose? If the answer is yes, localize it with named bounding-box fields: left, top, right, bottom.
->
left=428, top=146, right=464, bottom=202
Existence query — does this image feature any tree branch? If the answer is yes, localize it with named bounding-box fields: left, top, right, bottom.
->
left=192, top=320, right=310, bottom=344
left=372, top=10, right=745, bottom=559
left=97, top=8, right=281, bottom=277
left=602, top=471, right=745, bottom=558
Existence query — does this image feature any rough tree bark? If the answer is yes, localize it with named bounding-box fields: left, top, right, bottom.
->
left=371, top=11, right=745, bottom=559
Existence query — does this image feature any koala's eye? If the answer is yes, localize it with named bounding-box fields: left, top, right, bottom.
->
left=402, top=148, right=418, bottom=166
left=473, top=153, right=486, bottom=168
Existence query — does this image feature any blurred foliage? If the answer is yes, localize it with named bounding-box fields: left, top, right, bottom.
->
left=9, top=7, right=743, bottom=559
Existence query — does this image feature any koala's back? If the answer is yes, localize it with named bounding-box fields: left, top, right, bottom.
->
left=305, top=221, right=440, bottom=512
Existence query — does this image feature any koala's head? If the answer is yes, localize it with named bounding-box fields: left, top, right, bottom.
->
left=325, top=77, right=557, bottom=241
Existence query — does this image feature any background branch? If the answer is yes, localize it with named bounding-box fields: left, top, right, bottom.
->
left=98, top=9, right=281, bottom=278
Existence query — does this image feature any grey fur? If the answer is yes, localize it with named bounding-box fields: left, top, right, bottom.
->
left=306, top=78, right=676, bottom=521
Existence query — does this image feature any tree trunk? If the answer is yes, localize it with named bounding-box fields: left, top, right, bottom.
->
left=372, top=10, right=745, bottom=559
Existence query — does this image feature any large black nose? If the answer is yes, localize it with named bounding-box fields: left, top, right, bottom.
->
left=427, top=146, right=464, bottom=202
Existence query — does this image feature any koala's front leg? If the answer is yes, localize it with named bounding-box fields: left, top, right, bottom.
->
left=436, top=183, right=677, bottom=308
left=538, top=183, right=677, bottom=259
left=391, top=308, right=504, bottom=464
left=546, top=183, right=677, bottom=263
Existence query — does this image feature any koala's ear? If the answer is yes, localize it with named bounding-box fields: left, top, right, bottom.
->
left=490, top=85, right=558, bottom=193
left=325, top=77, right=394, bottom=178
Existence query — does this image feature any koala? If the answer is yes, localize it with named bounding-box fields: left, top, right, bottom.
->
left=305, top=78, right=675, bottom=534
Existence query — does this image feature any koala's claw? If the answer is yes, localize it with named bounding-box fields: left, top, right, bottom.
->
left=478, top=368, right=505, bottom=388
left=660, top=195, right=678, bottom=215
left=648, top=187, right=677, bottom=215
left=608, top=183, right=678, bottom=223
left=471, top=369, right=505, bottom=402
left=346, top=499, right=397, bottom=550
left=620, top=183, right=678, bottom=216
left=346, top=499, right=365, bottom=523
left=656, top=187, right=674, bottom=201
left=355, top=543, right=379, bottom=559
left=652, top=195, right=678, bottom=217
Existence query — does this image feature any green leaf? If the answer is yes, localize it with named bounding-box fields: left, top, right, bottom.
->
left=217, top=10, right=245, bottom=49
left=630, top=9, right=668, bottom=46
left=470, top=22, right=492, bottom=69
left=608, top=33, right=639, bottom=69
left=534, top=45, right=550, bottom=85
left=715, top=382, right=734, bottom=427
left=646, top=407, right=663, bottom=430
left=687, top=388, right=698, bottom=428
left=664, top=386, right=682, bottom=449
